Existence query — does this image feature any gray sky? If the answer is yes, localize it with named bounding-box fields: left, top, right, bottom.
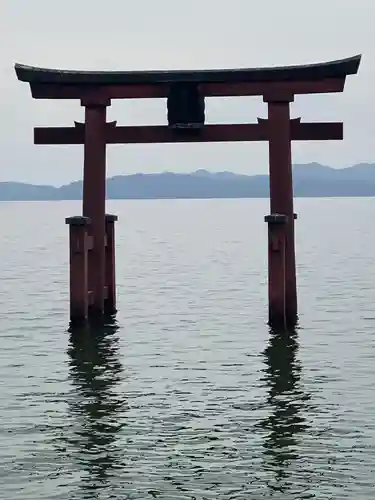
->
left=1, top=0, right=374, bottom=185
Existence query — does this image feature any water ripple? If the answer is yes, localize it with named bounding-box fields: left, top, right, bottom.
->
left=0, top=198, right=374, bottom=499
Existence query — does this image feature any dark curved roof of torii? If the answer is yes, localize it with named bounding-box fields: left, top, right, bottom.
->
left=15, top=55, right=361, bottom=85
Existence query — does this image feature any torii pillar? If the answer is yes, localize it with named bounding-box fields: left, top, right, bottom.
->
left=81, top=97, right=109, bottom=318
left=266, top=95, right=297, bottom=325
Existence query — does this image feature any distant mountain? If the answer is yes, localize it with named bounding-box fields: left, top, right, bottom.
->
left=1, top=163, right=375, bottom=201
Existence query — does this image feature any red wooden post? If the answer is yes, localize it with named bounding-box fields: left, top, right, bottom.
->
left=65, top=216, right=91, bottom=325
left=265, top=97, right=297, bottom=326
left=81, top=98, right=110, bottom=318
left=104, top=214, right=118, bottom=315
left=265, top=214, right=287, bottom=328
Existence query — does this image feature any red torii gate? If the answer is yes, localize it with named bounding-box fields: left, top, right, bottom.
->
left=15, top=55, right=361, bottom=328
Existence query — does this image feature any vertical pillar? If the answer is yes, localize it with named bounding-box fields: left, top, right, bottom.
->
left=81, top=97, right=111, bottom=318
left=265, top=214, right=287, bottom=328
left=65, top=216, right=91, bottom=325
left=104, top=214, right=118, bottom=315
left=264, top=96, right=297, bottom=325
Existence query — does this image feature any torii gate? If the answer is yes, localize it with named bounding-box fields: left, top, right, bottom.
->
left=15, top=55, right=361, bottom=328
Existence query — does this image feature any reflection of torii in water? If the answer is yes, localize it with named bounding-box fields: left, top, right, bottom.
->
left=259, top=327, right=312, bottom=493
left=64, top=320, right=127, bottom=496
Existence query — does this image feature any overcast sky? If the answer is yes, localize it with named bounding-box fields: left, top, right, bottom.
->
left=0, top=0, right=373, bottom=185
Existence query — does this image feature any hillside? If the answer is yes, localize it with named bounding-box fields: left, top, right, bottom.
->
left=1, top=163, right=375, bottom=201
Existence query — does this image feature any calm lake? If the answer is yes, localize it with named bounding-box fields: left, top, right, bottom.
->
left=0, top=198, right=374, bottom=499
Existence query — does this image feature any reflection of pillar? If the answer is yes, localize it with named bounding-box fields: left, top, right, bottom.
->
left=104, top=214, right=118, bottom=315
left=265, top=97, right=297, bottom=325
left=260, top=328, right=309, bottom=489
left=265, top=214, right=287, bottom=328
left=65, top=216, right=91, bottom=325
left=66, top=320, right=125, bottom=495
left=81, top=97, right=110, bottom=318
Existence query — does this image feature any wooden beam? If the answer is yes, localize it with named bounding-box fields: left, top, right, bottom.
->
left=290, top=121, right=343, bottom=140
left=258, top=118, right=343, bottom=141
left=30, top=78, right=346, bottom=100
left=34, top=121, right=343, bottom=145
left=202, top=79, right=346, bottom=98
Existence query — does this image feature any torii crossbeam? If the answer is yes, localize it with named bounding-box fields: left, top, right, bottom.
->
left=15, top=54, right=361, bottom=328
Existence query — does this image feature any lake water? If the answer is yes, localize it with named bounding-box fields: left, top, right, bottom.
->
left=0, top=198, right=374, bottom=499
